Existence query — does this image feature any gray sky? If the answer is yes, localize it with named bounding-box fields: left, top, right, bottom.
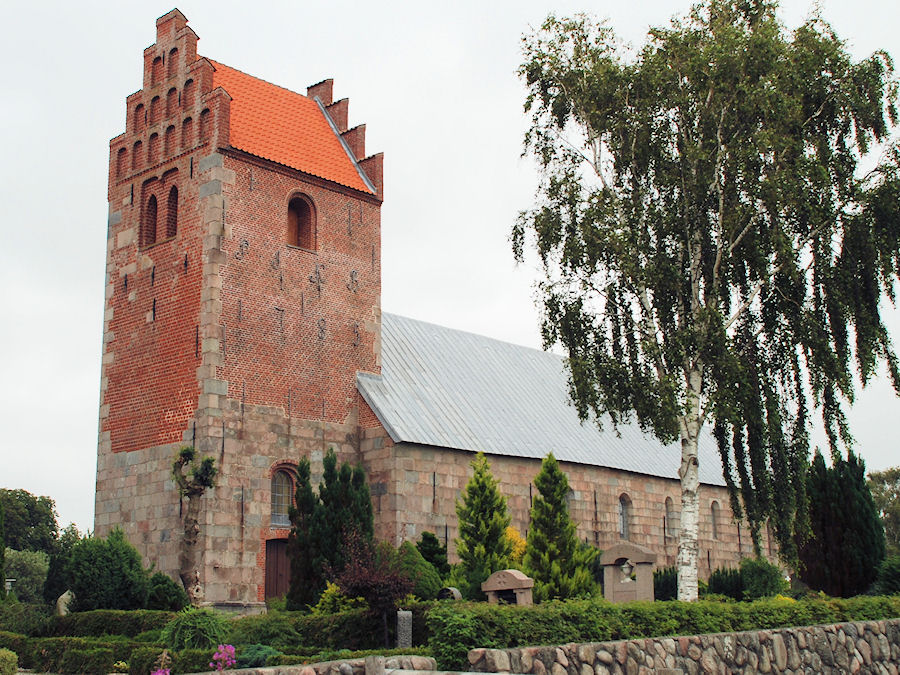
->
left=1, top=1, right=898, bottom=533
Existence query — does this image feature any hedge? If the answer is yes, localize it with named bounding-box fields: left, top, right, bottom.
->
left=48, top=609, right=177, bottom=638
left=15, top=636, right=153, bottom=672
left=425, top=595, right=900, bottom=669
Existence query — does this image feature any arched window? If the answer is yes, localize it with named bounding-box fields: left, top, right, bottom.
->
left=166, top=88, right=178, bottom=118
left=132, top=141, right=143, bottom=170
left=148, top=133, right=160, bottom=165
left=166, top=186, right=178, bottom=238
left=134, top=104, right=145, bottom=133
left=618, top=494, right=631, bottom=540
left=149, top=96, right=161, bottom=125
left=665, top=496, right=679, bottom=538
left=164, top=126, right=175, bottom=157
left=711, top=501, right=721, bottom=540
left=181, top=117, right=193, bottom=150
left=199, top=108, right=211, bottom=143
left=271, top=470, right=293, bottom=527
left=144, top=194, right=158, bottom=247
left=167, top=48, right=179, bottom=79
left=182, top=79, right=195, bottom=109
left=151, top=56, right=162, bottom=85
left=116, top=148, right=127, bottom=178
left=287, top=195, right=315, bottom=250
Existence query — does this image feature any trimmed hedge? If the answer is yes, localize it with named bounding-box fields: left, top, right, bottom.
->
left=425, top=595, right=900, bottom=669
left=0, top=602, right=51, bottom=636
left=48, top=609, right=177, bottom=638
left=58, top=648, right=115, bottom=675
left=127, top=646, right=214, bottom=675
left=25, top=636, right=150, bottom=672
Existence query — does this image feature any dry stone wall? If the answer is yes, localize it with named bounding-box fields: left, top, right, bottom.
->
left=467, top=618, right=900, bottom=674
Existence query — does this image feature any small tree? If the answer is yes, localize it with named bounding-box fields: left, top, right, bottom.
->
left=66, top=528, right=149, bottom=610
left=287, top=457, right=321, bottom=610
left=524, top=453, right=596, bottom=601
left=42, top=524, right=82, bottom=604
left=455, top=453, right=512, bottom=599
left=3, top=549, right=49, bottom=604
left=416, top=531, right=449, bottom=577
left=798, top=451, right=885, bottom=597
left=0, top=489, right=58, bottom=555
left=171, top=445, right=217, bottom=605
left=868, top=466, right=900, bottom=557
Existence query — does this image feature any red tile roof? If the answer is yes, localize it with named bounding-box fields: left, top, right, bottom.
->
left=209, top=60, right=372, bottom=194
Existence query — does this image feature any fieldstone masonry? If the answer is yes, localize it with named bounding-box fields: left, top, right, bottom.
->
left=468, top=618, right=900, bottom=674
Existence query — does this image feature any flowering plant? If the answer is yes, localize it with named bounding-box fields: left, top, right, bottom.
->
left=210, top=644, right=237, bottom=671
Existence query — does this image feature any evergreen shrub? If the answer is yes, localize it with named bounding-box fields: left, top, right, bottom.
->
left=66, top=529, right=149, bottom=611
left=226, top=612, right=301, bottom=647
left=0, top=602, right=51, bottom=636
left=739, top=557, right=787, bottom=599
left=398, top=542, right=442, bottom=600
left=26, top=637, right=143, bottom=673
left=50, top=609, right=175, bottom=638
left=236, top=643, right=283, bottom=668
left=0, top=632, right=27, bottom=664
left=58, top=647, right=114, bottom=675
left=876, top=555, right=900, bottom=595
left=147, top=573, right=189, bottom=611
left=0, top=648, right=15, bottom=675
left=160, top=608, right=228, bottom=650
left=708, top=566, right=744, bottom=601
left=653, top=566, right=677, bottom=601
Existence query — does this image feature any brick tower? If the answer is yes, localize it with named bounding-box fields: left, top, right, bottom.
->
left=95, top=9, right=383, bottom=608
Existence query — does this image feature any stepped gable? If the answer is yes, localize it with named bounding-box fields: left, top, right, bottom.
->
left=209, top=60, right=374, bottom=194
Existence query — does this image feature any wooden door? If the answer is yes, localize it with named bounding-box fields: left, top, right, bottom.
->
left=265, top=538, right=290, bottom=599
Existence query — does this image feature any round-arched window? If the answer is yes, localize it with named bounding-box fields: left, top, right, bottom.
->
left=618, top=493, right=632, bottom=540
left=271, top=470, right=293, bottom=527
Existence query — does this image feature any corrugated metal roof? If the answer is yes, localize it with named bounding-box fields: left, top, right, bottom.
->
left=357, top=313, right=726, bottom=486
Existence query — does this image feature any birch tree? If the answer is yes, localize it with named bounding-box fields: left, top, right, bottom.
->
left=515, top=0, right=900, bottom=600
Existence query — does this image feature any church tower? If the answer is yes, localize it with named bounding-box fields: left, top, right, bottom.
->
left=96, top=9, right=383, bottom=608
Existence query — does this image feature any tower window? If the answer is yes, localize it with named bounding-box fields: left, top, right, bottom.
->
left=134, top=104, right=145, bottom=133
left=132, top=141, right=143, bottom=170
left=287, top=195, right=315, bottom=250
left=166, top=88, right=178, bottom=118
left=149, top=96, right=160, bottom=125
left=151, top=56, right=162, bottom=85
left=143, top=194, right=158, bottom=247
left=166, top=186, right=178, bottom=238
left=167, top=48, right=179, bottom=79
left=183, top=79, right=195, bottom=109
left=618, top=493, right=632, bottom=540
left=271, top=470, right=293, bottom=527
left=148, top=133, right=160, bottom=165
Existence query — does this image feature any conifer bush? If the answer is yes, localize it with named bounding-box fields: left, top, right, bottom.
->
left=416, top=532, right=449, bottom=577
left=876, top=555, right=900, bottom=595
left=398, top=542, right=442, bottom=600
left=0, top=648, right=16, bottom=675
left=66, top=529, right=149, bottom=611
left=160, top=608, right=228, bottom=651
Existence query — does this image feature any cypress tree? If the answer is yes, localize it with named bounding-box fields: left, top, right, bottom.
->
left=287, top=457, right=321, bottom=609
left=524, top=453, right=596, bottom=601
left=416, top=531, right=449, bottom=577
left=455, top=453, right=512, bottom=599
left=798, top=451, right=886, bottom=597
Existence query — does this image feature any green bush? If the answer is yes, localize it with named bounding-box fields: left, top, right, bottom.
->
left=740, top=557, right=788, bottom=599
left=653, top=566, right=677, bottom=601
left=0, top=632, right=27, bottom=664
left=161, top=608, right=228, bottom=650
left=49, top=609, right=176, bottom=637
left=147, top=573, right=189, bottom=611
left=171, top=648, right=213, bottom=674
left=26, top=636, right=144, bottom=673
left=58, top=647, right=114, bottom=675
left=127, top=646, right=165, bottom=675
left=0, top=601, right=51, bottom=636
left=708, top=566, right=744, bottom=601
left=227, top=612, right=301, bottom=647
left=3, top=549, right=49, bottom=604
left=399, top=541, right=442, bottom=600
left=310, top=581, right=366, bottom=615
left=66, top=529, right=150, bottom=611
left=0, top=648, right=16, bottom=675
left=236, top=643, right=283, bottom=668
left=876, top=555, right=900, bottom=595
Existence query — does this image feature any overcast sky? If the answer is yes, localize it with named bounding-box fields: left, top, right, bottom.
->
left=1, top=1, right=898, bottom=533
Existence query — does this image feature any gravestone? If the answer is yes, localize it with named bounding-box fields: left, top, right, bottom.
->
left=599, top=542, right=656, bottom=604
left=481, top=569, right=534, bottom=605
left=437, top=586, right=462, bottom=600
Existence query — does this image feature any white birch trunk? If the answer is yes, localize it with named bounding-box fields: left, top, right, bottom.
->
left=677, top=366, right=703, bottom=601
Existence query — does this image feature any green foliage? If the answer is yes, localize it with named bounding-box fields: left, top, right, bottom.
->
left=0, top=648, right=16, bottom=675
left=416, top=532, right=449, bottom=577
left=653, top=566, right=677, bottom=602
left=236, top=643, right=283, bottom=668
left=25, top=636, right=147, bottom=673
left=66, top=529, right=150, bottom=611
left=58, top=647, right=115, bottom=674
left=0, top=632, right=28, bottom=664
left=398, top=541, right=442, bottom=600
left=0, top=602, right=51, bottom=636
left=708, top=566, right=744, bottom=601
left=868, top=466, right=900, bottom=557
left=160, top=608, right=228, bottom=651
left=147, top=572, right=189, bottom=611
left=455, top=453, right=512, bottom=599
left=0, top=502, right=5, bottom=602
left=524, top=453, right=596, bottom=601
left=3, top=549, right=48, bottom=604
left=876, top=555, right=900, bottom=595
left=799, top=451, right=886, bottom=597
left=0, top=490, right=58, bottom=555
left=515, top=0, right=900, bottom=600
left=426, top=595, right=900, bottom=670
left=42, top=523, right=82, bottom=604
left=310, top=581, right=366, bottom=615
left=48, top=609, right=176, bottom=638
left=287, top=456, right=320, bottom=610
left=739, top=557, right=788, bottom=600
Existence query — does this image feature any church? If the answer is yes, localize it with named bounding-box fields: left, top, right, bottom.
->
left=94, top=10, right=760, bottom=610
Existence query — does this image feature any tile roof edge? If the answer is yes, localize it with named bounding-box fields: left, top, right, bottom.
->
left=313, top=96, right=376, bottom=195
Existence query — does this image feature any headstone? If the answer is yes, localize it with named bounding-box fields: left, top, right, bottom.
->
left=481, top=569, right=534, bottom=605
left=56, top=589, right=75, bottom=616
left=599, top=542, right=657, bottom=604
left=396, top=609, right=412, bottom=648
left=437, top=586, right=462, bottom=600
